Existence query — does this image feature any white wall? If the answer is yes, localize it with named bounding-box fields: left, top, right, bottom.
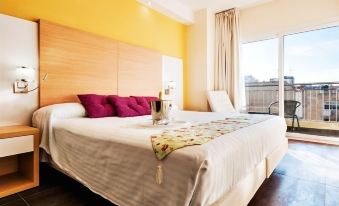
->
left=162, top=55, right=183, bottom=109
left=0, top=14, right=38, bottom=126
left=186, top=9, right=214, bottom=111
left=240, top=0, right=339, bottom=42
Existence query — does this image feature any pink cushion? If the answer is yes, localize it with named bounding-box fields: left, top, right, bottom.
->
left=143, top=96, right=159, bottom=103
left=131, top=96, right=159, bottom=114
left=108, top=96, right=151, bottom=117
left=130, top=96, right=159, bottom=104
left=78, top=94, right=116, bottom=118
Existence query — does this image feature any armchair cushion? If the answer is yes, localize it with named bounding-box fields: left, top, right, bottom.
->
left=207, top=91, right=236, bottom=112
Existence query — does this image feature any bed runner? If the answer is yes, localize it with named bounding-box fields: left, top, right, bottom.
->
left=151, top=115, right=272, bottom=160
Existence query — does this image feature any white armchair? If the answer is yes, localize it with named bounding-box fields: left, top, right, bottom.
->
left=207, top=90, right=236, bottom=112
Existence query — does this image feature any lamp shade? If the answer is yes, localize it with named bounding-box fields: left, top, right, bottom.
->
left=16, top=66, right=35, bottom=82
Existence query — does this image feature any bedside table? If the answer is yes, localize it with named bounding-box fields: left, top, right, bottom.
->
left=0, top=125, right=39, bottom=198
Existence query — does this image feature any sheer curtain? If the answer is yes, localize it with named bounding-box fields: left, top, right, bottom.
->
left=214, top=8, right=242, bottom=111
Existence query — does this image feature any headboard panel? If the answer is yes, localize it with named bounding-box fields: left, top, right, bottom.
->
left=39, top=20, right=162, bottom=107
left=117, top=42, right=162, bottom=96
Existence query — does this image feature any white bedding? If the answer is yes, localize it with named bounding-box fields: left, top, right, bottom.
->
left=33, top=103, right=287, bottom=206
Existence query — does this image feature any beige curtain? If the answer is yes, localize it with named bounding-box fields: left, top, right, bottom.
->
left=214, top=8, right=240, bottom=111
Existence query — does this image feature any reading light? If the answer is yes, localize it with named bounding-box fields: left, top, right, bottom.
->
left=16, top=66, right=35, bottom=82
left=14, top=66, right=37, bottom=93
left=165, top=81, right=177, bottom=95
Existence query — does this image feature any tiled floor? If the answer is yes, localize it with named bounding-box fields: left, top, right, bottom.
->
left=1, top=140, right=339, bottom=206
left=249, top=140, right=339, bottom=206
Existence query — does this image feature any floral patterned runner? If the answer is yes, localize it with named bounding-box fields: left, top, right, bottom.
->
left=151, top=115, right=272, bottom=160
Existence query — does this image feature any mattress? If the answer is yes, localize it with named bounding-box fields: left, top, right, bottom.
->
left=33, top=103, right=287, bottom=206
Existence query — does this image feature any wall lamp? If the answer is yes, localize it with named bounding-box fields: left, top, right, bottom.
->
left=13, top=66, right=38, bottom=93
left=164, top=81, right=177, bottom=95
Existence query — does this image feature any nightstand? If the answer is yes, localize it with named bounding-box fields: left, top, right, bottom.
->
left=0, top=125, right=39, bottom=198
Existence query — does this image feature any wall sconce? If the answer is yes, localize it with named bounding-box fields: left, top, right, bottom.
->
left=164, top=81, right=177, bottom=95
left=13, top=66, right=37, bottom=93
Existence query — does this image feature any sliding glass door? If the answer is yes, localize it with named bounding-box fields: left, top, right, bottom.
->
left=242, top=38, right=280, bottom=115
left=284, top=26, right=339, bottom=122
left=241, top=25, right=339, bottom=126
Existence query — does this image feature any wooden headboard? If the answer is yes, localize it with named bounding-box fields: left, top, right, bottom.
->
left=39, top=20, right=162, bottom=107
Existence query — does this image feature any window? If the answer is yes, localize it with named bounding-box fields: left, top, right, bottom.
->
left=284, top=26, right=339, bottom=83
left=284, top=26, right=339, bottom=122
left=241, top=25, right=339, bottom=123
left=242, top=38, right=279, bottom=114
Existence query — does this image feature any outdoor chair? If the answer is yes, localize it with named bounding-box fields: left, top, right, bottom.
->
left=268, top=100, right=301, bottom=131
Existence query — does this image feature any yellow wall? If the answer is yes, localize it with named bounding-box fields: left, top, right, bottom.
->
left=0, top=0, right=186, bottom=58
left=0, top=0, right=187, bottom=107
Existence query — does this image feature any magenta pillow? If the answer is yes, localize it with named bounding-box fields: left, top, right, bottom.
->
left=143, top=96, right=159, bottom=103
left=130, top=96, right=159, bottom=114
left=131, top=95, right=159, bottom=104
left=130, top=96, right=152, bottom=115
left=78, top=94, right=116, bottom=118
left=108, top=96, right=150, bottom=117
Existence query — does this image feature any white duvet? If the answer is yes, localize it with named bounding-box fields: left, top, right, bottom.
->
left=33, top=103, right=287, bottom=206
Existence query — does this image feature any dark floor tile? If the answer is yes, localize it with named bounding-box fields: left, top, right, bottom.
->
left=19, top=163, right=77, bottom=198
left=18, top=180, right=62, bottom=199
left=24, top=184, right=114, bottom=206
left=249, top=173, right=326, bottom=206
left=0, top=199, right=27, bottom=206
left=0, top=194, right=20, bottom=206
left=18, top=185, right=54, bottom=199
left=326, top=185, right=339, bottom=206
left=22, top=165, right=115, bottom=206
left=20, top=163, right=115, bottom=206
left=24, top=186, right=86, bottom=206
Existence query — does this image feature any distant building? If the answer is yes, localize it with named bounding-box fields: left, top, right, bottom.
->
left=244, top=75, right=259, bottom=83
left=244, top=76, right=339, bottom=121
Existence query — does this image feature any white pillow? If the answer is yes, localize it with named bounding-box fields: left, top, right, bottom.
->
left=32, top=103, right=85, bottom=154
left=32, top=103, right=85, bottom=126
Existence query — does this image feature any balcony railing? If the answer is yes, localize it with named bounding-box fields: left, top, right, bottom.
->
left=245, top=82, right=339, bottom=123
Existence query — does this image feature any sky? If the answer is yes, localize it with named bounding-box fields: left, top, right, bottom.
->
left=242, top=25, right=339, bottom=84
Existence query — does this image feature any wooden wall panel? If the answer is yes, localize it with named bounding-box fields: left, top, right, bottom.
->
left=117, top=42, right=162, bottom=96
left=39, top=20, right=163, bottom=106
left=39, top=20, right=118, bottom=107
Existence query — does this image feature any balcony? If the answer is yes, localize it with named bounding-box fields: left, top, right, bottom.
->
left=245, top=82, right=339, bottom=131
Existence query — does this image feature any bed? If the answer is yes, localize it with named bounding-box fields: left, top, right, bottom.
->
left=33, top=103, right=287, bottom=206
left=36, top=21, right=287, bottom=206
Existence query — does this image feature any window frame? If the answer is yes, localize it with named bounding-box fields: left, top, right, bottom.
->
left=241, top=20, right=339, bottom=117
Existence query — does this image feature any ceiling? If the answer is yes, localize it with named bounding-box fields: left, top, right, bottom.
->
left=180, top=0, right=272, bottom=12
left=137, top=0, right=273, bottom=24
